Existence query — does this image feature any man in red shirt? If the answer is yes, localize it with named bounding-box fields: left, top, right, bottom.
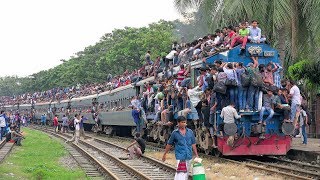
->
left=177, top=64, right=186, bottom=86
left=53, top=115, right=59, bottom=133
left=263, top=62, right=278, bottom=86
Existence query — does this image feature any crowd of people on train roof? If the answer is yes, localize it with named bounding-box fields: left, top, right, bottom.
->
left=0, top=20, right=309, bottom=145
left=128, top=20, right=309, bottom=145
left=1, top=20, right=265, bottom=106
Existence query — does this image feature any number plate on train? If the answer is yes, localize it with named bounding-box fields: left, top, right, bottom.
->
left=264, top=51, right=275, bottom=57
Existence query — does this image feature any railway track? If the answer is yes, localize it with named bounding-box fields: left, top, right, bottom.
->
left=91, top=133, right=320, bottom=180
left=32, top=125, right=320, bottom=179
left=0, top=139, right=14, bottom=164
left=32, top=126, right=177, bottom=180
left=32, top=127, right=112, bottom=179
left=243, top=156, right=320, bottom=180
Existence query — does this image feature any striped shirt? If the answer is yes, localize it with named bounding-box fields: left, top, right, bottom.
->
left=177, top=69, right=185, bottom=84
left=273, top=63, right=282, bottom=88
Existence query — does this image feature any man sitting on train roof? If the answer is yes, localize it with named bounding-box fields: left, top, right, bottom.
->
left=229, top=21, right=249, bottom=50
left=248, top=20, right=266, bottom=43
left=165, top=48, right=178, bottom=68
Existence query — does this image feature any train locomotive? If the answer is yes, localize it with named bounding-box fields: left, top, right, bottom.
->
left=2, top=43, right=292, bottom=156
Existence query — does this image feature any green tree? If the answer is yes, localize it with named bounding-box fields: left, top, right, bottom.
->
left=173, top=0, right=320, bottom=68
left=0, top=20, right=176, bottom=97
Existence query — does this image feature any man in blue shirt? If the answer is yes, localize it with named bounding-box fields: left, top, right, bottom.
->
left=80, top=116, right=88, bottom=139
left=131, top=107, right=141, bottom=133
left=41, top=114, right=47, bottom=126
left=162, top=116, right=198, bottom=179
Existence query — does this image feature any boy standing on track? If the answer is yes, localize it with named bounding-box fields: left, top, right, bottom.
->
left=65, top=114, right=81, bottom=144
left=0, top=111, right=7, bottom=141
left=41, top=114, right=46, bottom=127
left=80, top=116, right=87, bottom=140
left=53, top=115, right=59, bottom=133
left=162, top=116, right=199, bottom=180
left=61, top=115, right=69, bottom=133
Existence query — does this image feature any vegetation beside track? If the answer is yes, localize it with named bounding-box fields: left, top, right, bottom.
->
left=0, top=128, right=87, bottom=180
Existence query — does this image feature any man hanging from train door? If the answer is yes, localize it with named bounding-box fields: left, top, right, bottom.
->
left=162, top=116, right=199, bottom=180
left=131, top=106, right=142, bottom=133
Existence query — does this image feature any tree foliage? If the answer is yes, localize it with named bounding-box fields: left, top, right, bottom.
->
left=288, top=59, right=320, bottom=86
left=0, top=20, right=176, bottom=96
left=173, top=0, right=320, bottom=66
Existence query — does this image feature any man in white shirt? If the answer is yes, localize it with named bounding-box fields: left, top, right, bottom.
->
left=219, top=102, right=242, bottom=136
left=65, top=114, right=81, bottom=144
left=287, top=80, right=301, bottom=126
left=165, top=48, right=178, bottom=67
left=131, top=96, right=142, bottom=109
left=248, top=20, right=266, bottom=43
left=187, top=84, right=203, bottom=121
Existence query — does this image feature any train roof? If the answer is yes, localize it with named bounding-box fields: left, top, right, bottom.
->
left=19, top=104, right=31, bottom=107
left=71, top=94, right=98, bottom=102
left=205, top=43, right=281, bottom=66
left=35, top=102, right=51, bottom=106
left=135, top=76, right=155, bottom=86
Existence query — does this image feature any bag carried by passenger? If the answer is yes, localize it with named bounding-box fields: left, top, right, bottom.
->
left=241, top=70, right=251, bottom=87
left=225, top=70, right=237, bottom=87
left=213, top=81, right=227, bottom=94
left=250, top=70, right=264, bottom=87
left=176, top=160, right=187, bottom=172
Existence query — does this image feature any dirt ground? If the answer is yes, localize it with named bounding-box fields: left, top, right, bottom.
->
left=96, top=136, right=285, bottom=180
left=145, top=150, right=284, bottom=180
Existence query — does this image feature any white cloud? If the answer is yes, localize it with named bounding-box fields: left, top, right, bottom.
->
left=0, top=0, right=180, bottom=77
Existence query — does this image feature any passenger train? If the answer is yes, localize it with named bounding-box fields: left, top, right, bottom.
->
left=2, top=43, right=292, bottom=156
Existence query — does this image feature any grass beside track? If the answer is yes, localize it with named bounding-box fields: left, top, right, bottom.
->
left=0, top=127, right=87, bottom=180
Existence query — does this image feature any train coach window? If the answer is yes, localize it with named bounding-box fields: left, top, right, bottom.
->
left=135, top=86, right=140, bottom=96
left=191, top=68, right=201, bottom=87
